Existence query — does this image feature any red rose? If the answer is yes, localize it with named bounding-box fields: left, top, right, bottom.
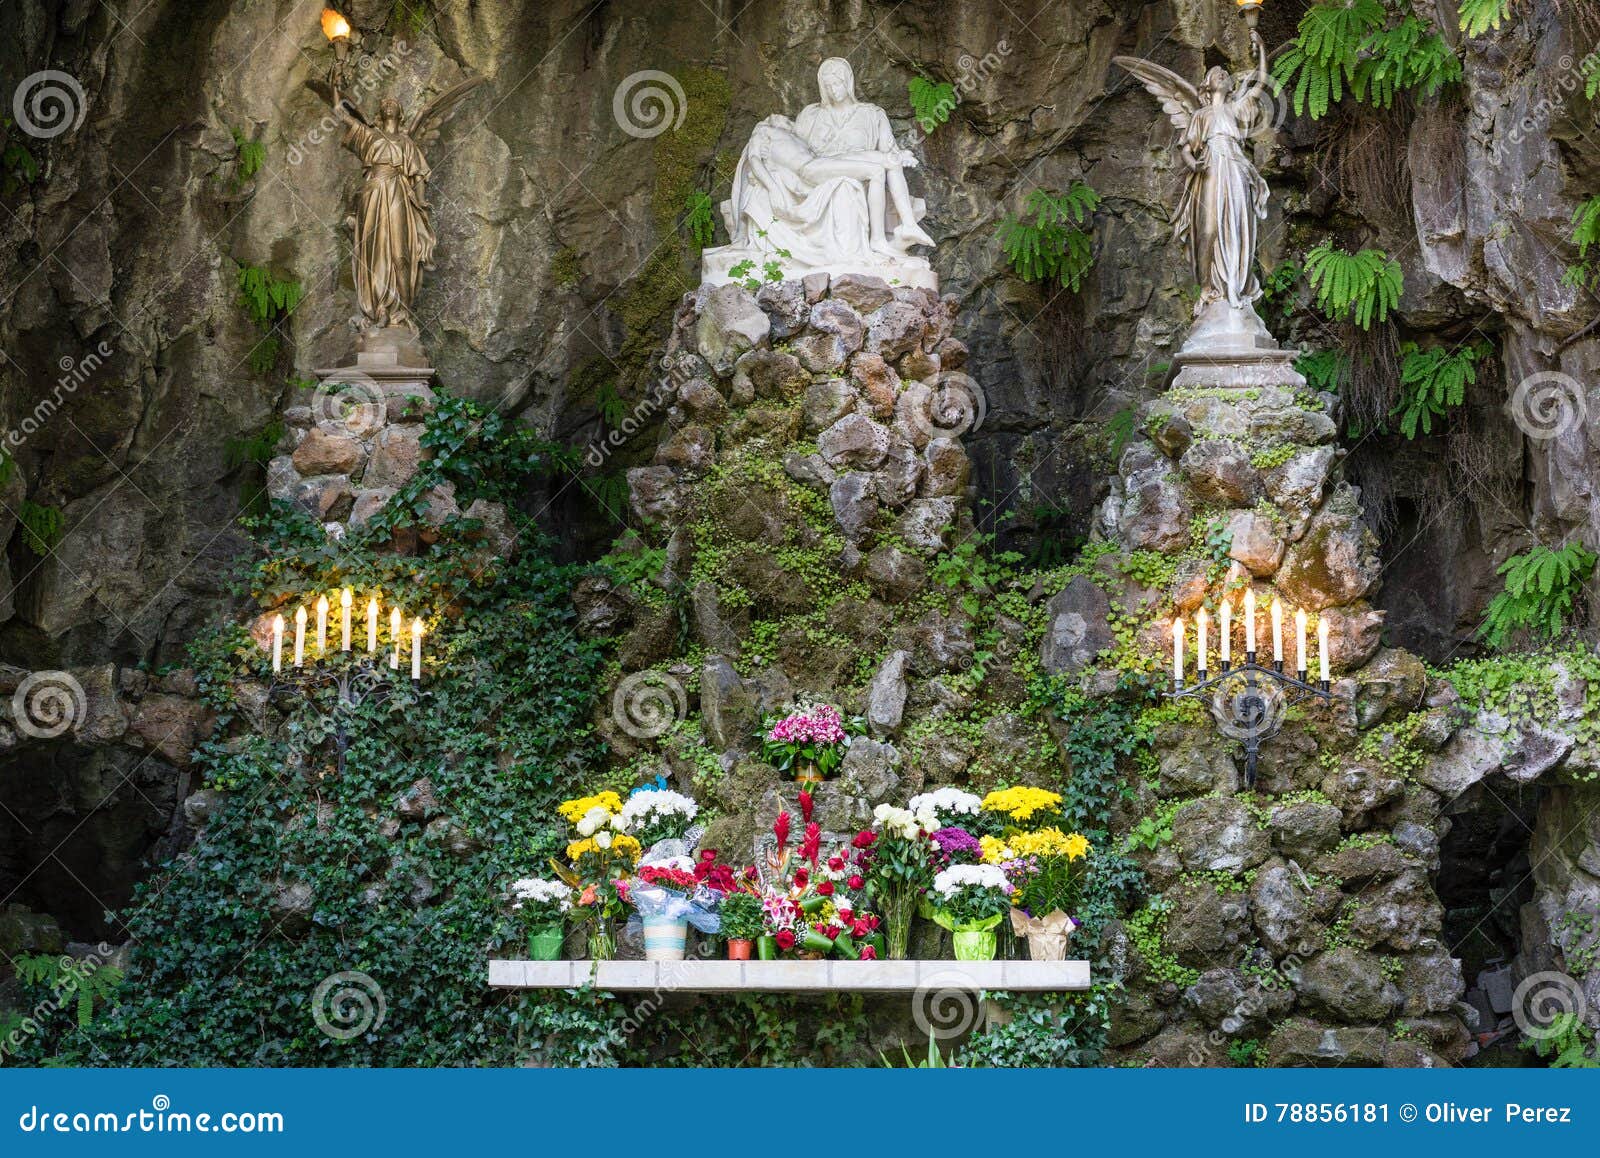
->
left=852, top=831, right=877, bottom=849
left=827, top=855, right=844, bottom=871
left=793, top=868, right=809, bottom=888
left=866, top=915, right=881, bottom=930
left=699, top=848, right=718, bottom=862
left=775, top=930, right=796, bottom=951
left=743, top=865, right=758, bottom=880
left=847, top=874, right=865, bottom=890
left=859, top=945, right=877, bottom=961
left=852, top=918, right=870, bottom=938
left=817, top=881, right=835, bottom=896
left=824, top=924, right=841, bottom=938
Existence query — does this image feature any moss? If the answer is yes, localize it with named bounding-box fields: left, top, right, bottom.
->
left=551, top=246, right=583, bottom=287
left=1251, top=443, right=1298, bottom=470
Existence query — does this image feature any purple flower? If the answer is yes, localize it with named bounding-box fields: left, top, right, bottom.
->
left=931, top=826, right=983, bottom=862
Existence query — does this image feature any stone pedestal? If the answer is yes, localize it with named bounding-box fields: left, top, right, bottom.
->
left=1169, top=300, right=1306, bottom=390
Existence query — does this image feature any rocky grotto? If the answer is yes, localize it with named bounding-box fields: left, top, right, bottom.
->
left=1, top=0, right=1599, bottom=1068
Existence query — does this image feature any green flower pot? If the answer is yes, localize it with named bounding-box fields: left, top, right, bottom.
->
left=952, top=929, right=998, bottom=961
left=526, top=925, right=564, bottom=961
left=756, top=935, right=778, bottom=960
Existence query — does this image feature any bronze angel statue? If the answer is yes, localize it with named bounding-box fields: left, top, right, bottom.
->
left=310, top=76, right=484, bottom=333
left=1114, top=31, right=1272, bottom=317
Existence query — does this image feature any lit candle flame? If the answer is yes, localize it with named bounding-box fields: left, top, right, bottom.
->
left=321, top=8, right=351, bottom=41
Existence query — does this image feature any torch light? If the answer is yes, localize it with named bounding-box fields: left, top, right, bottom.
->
left=321, top=8, right=352, bottom=62
left=1237, top=0, right=1264, bottom=30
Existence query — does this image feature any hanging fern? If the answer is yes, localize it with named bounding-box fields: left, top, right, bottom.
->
left=1458, top=0, right=1513, bottom=38
left=1563, top=195, right=1600, bottom=292
left=682, top=190, right=716, bottom=249
left=1393, top=340, right=1488, bottom=438
left=225, top=128, right=265, bottom=190
left=1479, top=541, right=1597, bottom=649
left=1275, top=0, right=1460, bottom=120
left=996, top=182, right=1101, bottom=292
left=908, top=75, right=957, bottom=134
left=19, top=500, right=64, bottom=555
left=1304, top=241, right=1403, bottom=329
left=12, top=953, right=124, bottom=1029
left=236, top=264, right=303, bottom=374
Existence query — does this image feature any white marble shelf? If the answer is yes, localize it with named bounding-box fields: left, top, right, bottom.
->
left=487, top=959, right=1090, bottom=993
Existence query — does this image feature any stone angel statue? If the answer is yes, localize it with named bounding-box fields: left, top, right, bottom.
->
left=1114, top=31, right=1272, bottom=316
left=309, top=76, right=485, bottom=334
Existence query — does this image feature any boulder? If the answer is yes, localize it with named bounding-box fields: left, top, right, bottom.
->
left=867, top=651, right=912, bottom=737
left=829, top=273, right=895, bottom=313
left=794, top=299, right=865, bottom=372
left=864, top=545, right=927, bottom=603
left=863, top=300, right=927, bottom=360
left=1251, top=859, right=1321, bottom=957
left=1039, top=576, right=1114, bottom=675
left=364, top=424, right=428, bottom=489
left=291, top=426, right=364, bottom=476
left=1299, top=947, right=1399, bottom=1022
left=1275, top=508, right=1382, bottom=611
left=732, top=348, right=809, bottom=401
left=1119, top=459, right=1191, bottom=552
left=895, top=497, right=957, bottom=554
left=850, top=352, right=901, bottom=419
left=923, top=438, right=971, bottom=496
left=818, top=413, right=891, bottom=470
left=1179, top=440, right=1261, bottom=506
left=803, top=378, right=856, bottom=432
left=1267, top=801, right=1344, bottom=859
left=695, top=283, right=771, bottom=374
left=701, top=655, right=758, bottom=752
left=1173, top=796, right=1271, bottom=872
left=1225, top=509, right=1285, bottom=577
left=829, top=472, right=878, bottom=542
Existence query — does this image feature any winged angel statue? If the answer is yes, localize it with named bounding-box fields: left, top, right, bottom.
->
left=1114, top=31, right=1272, bottom=316
left=310, top=76, right=485, bottom=333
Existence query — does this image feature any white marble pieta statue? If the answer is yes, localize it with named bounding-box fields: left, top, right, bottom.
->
left=702, top=58, right=938, bottom=290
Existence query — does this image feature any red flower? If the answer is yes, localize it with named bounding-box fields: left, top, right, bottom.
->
left=743, top=865, right=758, bottom=881
left=817, top=881, right=835, bottom=897
left=865, top=914, right=881, bottom=931
left=800, top=822, right=821, bottom=865
left=775, top=930, right=796, bottom=951
left=847, top=874, right=865, bottom=890
left=824, top=924, right=841, bottom=939
left=793, top=867, right=809, bottom=889
left=827, top=855, right=844, bottom=871
left=852, top=918, right=870, bottom=938
left=852, top=830, right=877, bottom=849
left=859, top=945, right=877, bottom=961
left=799, top=789, right=814, bottom=822
left=774, top=811, right=791, bottom=850
left=699, top=848, right=718, bottom=863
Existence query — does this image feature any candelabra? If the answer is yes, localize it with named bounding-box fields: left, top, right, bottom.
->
left=269, top=658, right=420, bottom=778
left=1166, top=591, right=1333, bottom=788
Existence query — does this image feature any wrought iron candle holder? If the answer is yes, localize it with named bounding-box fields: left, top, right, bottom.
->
left=1164, top=652, right=1330, bottom=788
left=268, top=658, right=420, bottom=778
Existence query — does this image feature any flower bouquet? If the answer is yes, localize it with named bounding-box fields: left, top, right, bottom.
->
left=929, top=863, right=1014, bottom=960
left=991, top=828, right=1090, bottom=960
left=856, top=803, right=938, bottom=959
left=624, top=855, right=722, bottom=961
left=756, top=793, right=882, bottom=959
left=977, top=786, right=1063, bottom=836
left=509, top=877, right=573, bottom=960
left=759, top=703, right=858, bottom=784
left=549, top=790, right=642, bottom=960
left=618, top=785, right=700, bottom=852
left=907, top=787, right=984, bottom=830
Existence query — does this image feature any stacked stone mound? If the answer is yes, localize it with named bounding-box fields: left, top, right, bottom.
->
left=263, top=382, right=513, bottom=554
left=575, top=276, right=1044, bottom=888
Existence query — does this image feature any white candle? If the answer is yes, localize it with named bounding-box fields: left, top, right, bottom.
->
left=272, top=614, right=284, bottom=673
left=294, top=606, right=307, bottom=667
left=1294, top=607, right=1308, bottom=675
left=316, top=594, right=329, bottom=652
left=1172, top=617, right=1184, bottom=683
left=1196, top=608, right=1209, bottom=674
left=390, top=607, right=402, bottom=670
left=1318, top=617, right=1330, bottom=683
left=1271, top=599, right=1283, bottom=662
left=367, top=597, right=379, bottom=652
left=341, top=588, right=353, bottom=651
left=1220, top=599, right=1232, bottom=664
left=1244, top=588, right=1256, bottom=654
left=411, top=618, right=423, bottom=681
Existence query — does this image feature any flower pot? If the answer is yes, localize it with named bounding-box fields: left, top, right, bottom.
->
left=727, top=938, right=753, bottom=961
left=641, top=914, right=689, bottom=961
left=793, top=759, right=824, bottom=786
left=952, top=929, right=998, bottom=961
left=1010, top=909, right=1075, bottom=961
left=526, top=925, right=564, bottom=961
left=756, top=935, right=779, bottom=960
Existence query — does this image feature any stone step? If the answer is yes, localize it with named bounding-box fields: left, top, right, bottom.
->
left=487, top=958, right=1090, bottom=992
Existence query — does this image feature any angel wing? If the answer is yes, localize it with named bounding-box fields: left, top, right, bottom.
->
left=303, top=78, right=370, bottom=127
left=1112, top=55, right=1201, bottom=133
left=406, top=76, right=485, bottom=145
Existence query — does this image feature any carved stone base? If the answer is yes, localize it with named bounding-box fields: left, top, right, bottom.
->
left=700, top=246, right=938, bottom=292
left=1169, top=299, right=1305, bottom=390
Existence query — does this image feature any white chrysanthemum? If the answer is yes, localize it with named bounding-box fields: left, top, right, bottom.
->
left=907, top=787, right=982, bottom=817
left=618, top=788, right=699, bottom=831
left=510, top=878, right=573, bottom=912
left=933, top=863, right=1011, bottom=898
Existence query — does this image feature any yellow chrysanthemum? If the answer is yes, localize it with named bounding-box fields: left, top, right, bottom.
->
left=979, top=786, right=1063, bottom=822
left=557, top=791, right=623, bottom=824
left=565, top=832, right=642, bottom=865
left=979, top=835, right=1014, bottom=865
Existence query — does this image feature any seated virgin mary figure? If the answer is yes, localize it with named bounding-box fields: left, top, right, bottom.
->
left=702, top=58, right=937, bottom=290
